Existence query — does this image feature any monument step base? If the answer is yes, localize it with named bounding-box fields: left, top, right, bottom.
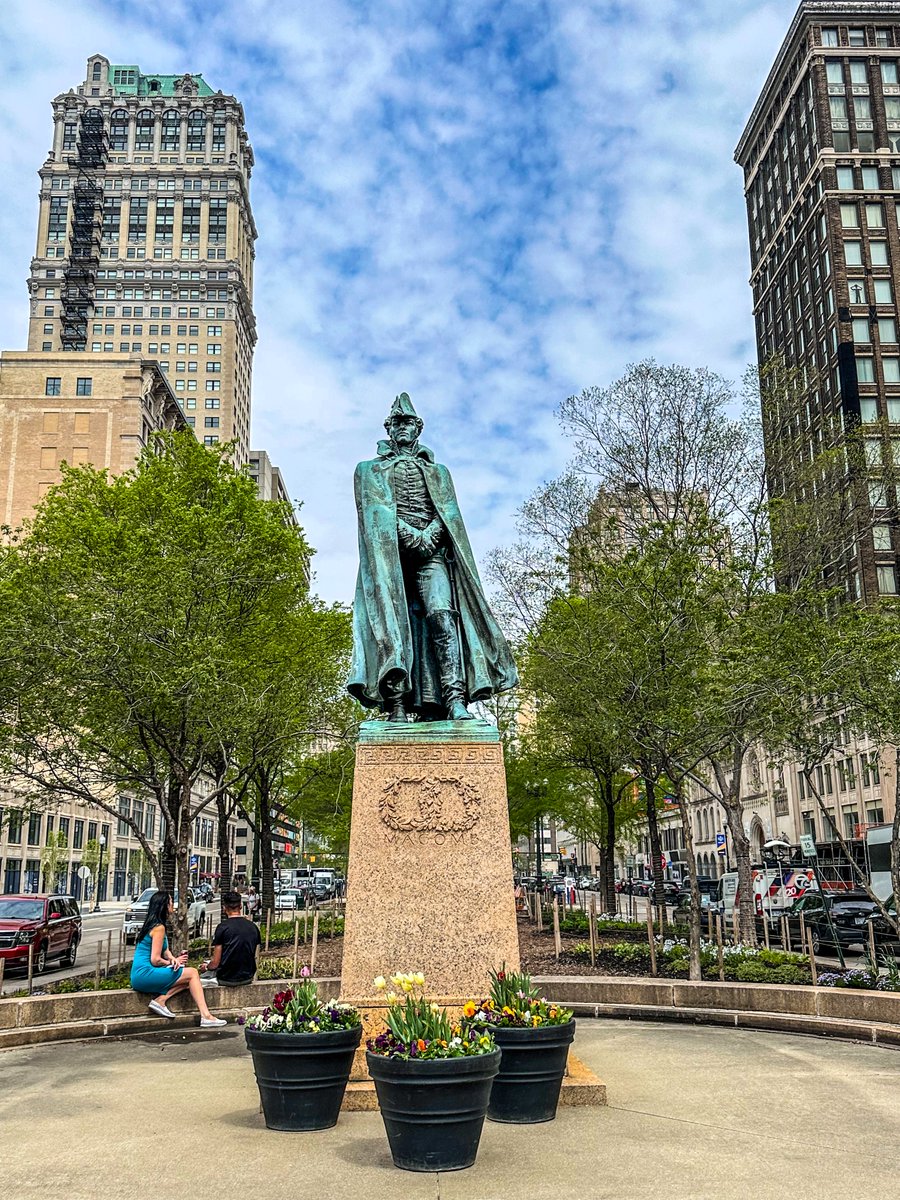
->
left=341, top=1052, right=606, bottom=1111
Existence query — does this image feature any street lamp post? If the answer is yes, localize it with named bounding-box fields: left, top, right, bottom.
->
left=93, top=834, right=106, bottom=913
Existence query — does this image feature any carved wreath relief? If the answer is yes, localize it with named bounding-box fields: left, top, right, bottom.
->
left=379, top=775, right=483, bottom=843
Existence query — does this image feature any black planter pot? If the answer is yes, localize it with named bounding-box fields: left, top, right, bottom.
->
left=245, top=1024, right=362, bottom=1131
left=487, top=1019, right=576, bottom=1123
left=366, top=1048, right=501, bottom=1172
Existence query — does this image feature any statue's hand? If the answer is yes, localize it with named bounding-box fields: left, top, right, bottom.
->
left=397, top=519, right=419, bottom=550
left=421, top=519, right=443, bottom=554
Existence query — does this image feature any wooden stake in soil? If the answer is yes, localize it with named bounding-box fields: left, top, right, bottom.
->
left=588, top=893, right=598, bottom=968
left=784, top=915, right=792, bottom=953
left=536, top=895, right=544, bottom=933
left=552, top=897, right=562, bottom=960
left=763, top=912, right=771, bottom=950
left=106, top=931, right=112, bottom=978
left=0, top=956, right=5, bottom=993
left=646, top=901, right=657, bottom=977
left=292, top=913, right=300, bottom=981
left=310, top=909, right=320, bottom=976
left=798, top=914, right=806, bottom=960
left=807, top=929, right=818, bottom=986
left=868, top=917, right=878, bottom=969
left=95, top=943, right=102, bottom=990
left=265, top=909, right=272, bottom=952
left=207, top=913, right=212, bottom=956
left=304, top=901, right=309, bottom=944
left=27, top=944, right=34, bottom=994
left=715, top=916, right=725, bottom=982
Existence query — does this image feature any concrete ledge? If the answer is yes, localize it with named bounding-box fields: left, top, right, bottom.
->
left=1, top=974, right=897, bottom=1051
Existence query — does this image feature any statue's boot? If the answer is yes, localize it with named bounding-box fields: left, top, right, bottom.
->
left=428, top=610, right=475, bottom=721
left=382, top=670, right=407, bottom=722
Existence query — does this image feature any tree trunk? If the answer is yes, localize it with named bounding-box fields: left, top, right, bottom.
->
left=643, top=773, right=666, bottom=930
left=674, top=779, right=702, bottom=980
left=258, top=786, right=276, bottom=919
left=892, top=747, right=900, bottom=921
left=720, top=793, right=756, bottom=946
left=160, top=776, right=180, bottom=894
left=216, top=790, right=233, bottom=893
left=602, top=775, right=617, bottom=914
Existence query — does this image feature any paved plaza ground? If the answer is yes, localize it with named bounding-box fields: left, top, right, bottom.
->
left=1, top=1019, right=896, bottom=1199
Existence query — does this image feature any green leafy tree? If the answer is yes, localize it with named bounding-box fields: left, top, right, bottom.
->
left=0, top=433, right=317, bottom=945
left=40, top=829, right=68, bottom=893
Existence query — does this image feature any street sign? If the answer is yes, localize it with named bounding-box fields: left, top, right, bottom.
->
left=76, top=865, right=91, bottom=880
left=625, top=855, right=635, bottom=869
left=716, top=832, right=727, bottom=855
left=799, top=834, right=817, bottom=858
left=189, top=855, right=198, bottom=868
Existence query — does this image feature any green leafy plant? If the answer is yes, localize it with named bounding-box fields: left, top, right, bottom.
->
left=242, top=969, right=359, bottom=1033
left=367, top=972, right=495, bottom=1060
left=471, top=965, right=573, bottom=1028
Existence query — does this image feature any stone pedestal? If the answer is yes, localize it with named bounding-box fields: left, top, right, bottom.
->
left=340, top=719, right=521, bottom=1002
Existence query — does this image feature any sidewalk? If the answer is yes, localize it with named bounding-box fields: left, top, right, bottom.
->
left=0, top=1019, right=896, bottom=1199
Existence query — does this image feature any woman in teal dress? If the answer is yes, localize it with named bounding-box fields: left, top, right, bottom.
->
left=130, top=890, right=225, bottom=1027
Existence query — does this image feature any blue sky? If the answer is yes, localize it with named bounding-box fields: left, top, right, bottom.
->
left=0, top=0, right=798, bottom=601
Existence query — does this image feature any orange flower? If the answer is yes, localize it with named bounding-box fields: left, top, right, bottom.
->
left=462, top=1000, right=477, bottom=1018
left=417, top=1039, right=426, bottom=1051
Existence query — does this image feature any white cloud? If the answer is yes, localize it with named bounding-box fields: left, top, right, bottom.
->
left=0, top=0, right=798, bottom=600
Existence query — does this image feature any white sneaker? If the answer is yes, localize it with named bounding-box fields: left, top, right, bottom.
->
left=200, top=1016, right=227, bottom=1028
left=148, top=1000, right=176, bottom=1019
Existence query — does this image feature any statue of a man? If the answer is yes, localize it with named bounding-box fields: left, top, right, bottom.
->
left=347, top=393, right=518, bottom=721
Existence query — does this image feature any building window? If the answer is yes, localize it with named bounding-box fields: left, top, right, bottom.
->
left=830, top=96, right=848, bottom=121
left=129, top=195, right=148, bottom=241
left=836, top=167, right=854, bottom=190
left=875, top=279, right=893, bottom=304
left=205, top=379, right=220, bottom=391
left=884, top=358, right=900, bottom=383
left=877, top=565, right=897, bottom=594
left=878, top=317, right=897, bottom=342
left=874, top=524, right=893, bottom=550
left=27, top=811, right=42, bottom=845
left=187, top=111, right=207, bottom=151
left=844, top=241, right=863, bottom=266
left=208, top=198, right=228, bottom=244
left=161, top=109, right=180, bottom=151
left=135, top=109, right=154, bottom=151
left=852, top=317, right=871, bottom=342
left=205, top=397, right=220, bottom=409
left=883, top=62, right=899, bottom=86
left=155, top=197, right=174, bottom=243
left=871, top=241, right=889, bottom=266
left=866, top=203, right=884, bottom=228
left=848, top=28, right=866, bottom=47
left=840, top=203, right=858, bottom=228
left=75, top=377, right=92, bottom=396
left=857, top=358, right=875, bottom=384
left=45, top=377, right=61, bottom=396
left=203, top=435, right=219, bottom=445
left=821, top=28, right=839, bottom=47
left=825, top=61, right=843, bottom=85
left=204, top=416, right=219, bottom=428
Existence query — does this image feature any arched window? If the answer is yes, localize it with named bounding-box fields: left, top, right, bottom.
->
left=701, top=809, right=709, bottom=842
left=91, top=61, right=102, bottom=81
left=135, top=109, right=154, bottom=151
left=109, top=109, right=129, bottom=152
left=187, top=110, right=207, bottom=152
left=161, top=110, right=181, bottom=152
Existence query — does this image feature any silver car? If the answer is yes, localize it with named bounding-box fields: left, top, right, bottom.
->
left=123, top=887, right=207, bottom=943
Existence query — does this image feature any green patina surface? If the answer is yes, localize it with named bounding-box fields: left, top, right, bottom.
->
left=108, top=66, right=214, bottom=97
left=357, top=719, right=500, bottom=744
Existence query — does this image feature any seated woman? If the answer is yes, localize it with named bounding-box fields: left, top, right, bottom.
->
left=130, top=890, right=226, bottom=1027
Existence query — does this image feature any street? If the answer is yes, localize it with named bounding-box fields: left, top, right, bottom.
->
left=0, top=898, right=221, bottom=996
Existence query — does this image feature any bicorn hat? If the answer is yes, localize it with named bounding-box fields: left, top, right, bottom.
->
left=387, top=392, right=419, bottom=421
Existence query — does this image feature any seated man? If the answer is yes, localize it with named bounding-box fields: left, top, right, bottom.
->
left=201, top=891, right=261, bottom=987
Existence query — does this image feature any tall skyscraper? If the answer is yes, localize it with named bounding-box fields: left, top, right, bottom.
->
left=736, top=2, right=900, bottom=601
left=27, top=54, right=256, bottom=460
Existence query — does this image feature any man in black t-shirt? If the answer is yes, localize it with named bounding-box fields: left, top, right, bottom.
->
left=201, top=891, right=261, bottom=986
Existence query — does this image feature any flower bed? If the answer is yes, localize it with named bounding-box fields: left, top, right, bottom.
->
left=569, top=938, right=811, bottom=984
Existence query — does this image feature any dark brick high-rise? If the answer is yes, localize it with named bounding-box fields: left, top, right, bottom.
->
left=736, top=2, right=900, bottom=600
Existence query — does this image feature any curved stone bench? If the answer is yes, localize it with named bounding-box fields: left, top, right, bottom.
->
left=534, top=976, right=900, bottom=1049
left=1, top=974, right=897, bottom=1050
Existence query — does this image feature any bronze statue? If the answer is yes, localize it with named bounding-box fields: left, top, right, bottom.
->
left=347, top=393, right=517, bottom=722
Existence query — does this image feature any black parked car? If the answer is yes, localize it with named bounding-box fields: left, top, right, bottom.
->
left=865, top=896, right=900, bottom=952
left=763, top=891, right=880, bottom=952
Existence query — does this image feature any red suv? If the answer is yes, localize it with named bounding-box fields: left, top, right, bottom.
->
left=0, top=894, right=82, bottom=974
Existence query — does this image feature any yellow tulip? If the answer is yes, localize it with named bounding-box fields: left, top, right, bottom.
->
left=401, top=979, right=413, bottom=992
left=373, top=976, right=387, bottom=991
left=386, top=992, right=398, bottom=1004
left=413, top=972, right=425, bottom=986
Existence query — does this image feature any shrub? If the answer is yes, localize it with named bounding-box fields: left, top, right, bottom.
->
left=256, top=957, right=295, bottom=981
left=732, top=962, right=771, bottom=983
